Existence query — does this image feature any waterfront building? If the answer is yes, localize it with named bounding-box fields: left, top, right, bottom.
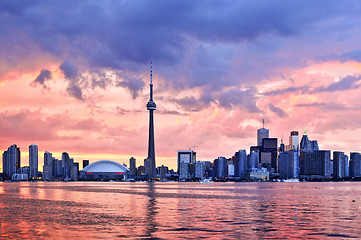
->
left=137, top=165, right=145, bottom=176
left=29, top=144, right=38, bottom=179
left=70, top=163, right=79, bottom=181
left=300, top=150, right=331, bottom=179
left=43, top=165, right=53, bottom=181
left=246, top=168, right=269, bottom=181
left=350, top=152, right=361, bottom=178
left=62, top=152, right=71, bottom=180
left=247, top=151, right=259, bottom=169
left=146, top=64, right=157, bottom=181
left=227, top=164, right=235, bottom=177
left=234, top=150, right=247, bottom=178
left=195, top=161, right=205, bottom=179
left=3, top=144, right=21, bottom=179
left=177, top=150, right=196, bottom=180
left=83, top=160, right=89, bottom=169
left=261, top=138, right=278, bottom=172
left=213, top=157, right=227, bottom=179
left=129, top=157, right=137, bottom=177
left=79, top=160, right=129, bottom=180
left=55, top=158, right=62, bottom=179
left=344, top=155, right=349, bottom=177
left=278, top=150, right=299, bottom=179
left=333, top=151, right=346, bottom=179
left=158, top=165, right=168, bottom=181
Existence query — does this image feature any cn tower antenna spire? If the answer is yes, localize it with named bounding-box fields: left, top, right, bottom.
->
left=150, top=61, right=153, bottom=85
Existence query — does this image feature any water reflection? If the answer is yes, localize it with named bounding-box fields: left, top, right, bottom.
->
left=145, top=182, right=158, bottom=239
left=0, top=182, right=361, bottom=239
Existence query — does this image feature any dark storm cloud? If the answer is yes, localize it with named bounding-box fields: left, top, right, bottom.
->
left=32, top=69, right=52, bottom=87
left=313, top=75, right=361, bottom=92
left=269, top=104, right=288, bottom=118
left=171, top=95, right=214, bottom=112
left=262, top=86, right=308, bottom=96
left=217, top=88, right=259, bottom=112
left=116, top=75, right=145, bottom=99
left=1, top=0, right=361, bottom=105
left=59, top=61, right=84, bottom=100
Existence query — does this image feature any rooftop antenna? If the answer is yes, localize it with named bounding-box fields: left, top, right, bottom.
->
left=262, top=118, right=265, bottom=129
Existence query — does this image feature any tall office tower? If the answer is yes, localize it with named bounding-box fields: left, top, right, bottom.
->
left=62, top=152, right=71, bottom=180
left=3, top=144, right=21, bottom=179
left=247, top=151, right=259, bottom=169
left=83, top=160, right=89, bottom=169
left=333, top=151, right=345, bottom=179
left=279, top=150, right=299, bottom=179
left=300, top=134, right=318, bottom=152
left=2, top=151, right=8, bottom=176
left=289, top=131, right=299, bottom=151
left=350, top=152, right=361, bottom=178
left=234, top=150, right=247, bottom=178
left=70, top=162, right=79, bottom=181
left=129, top=157, right=137, bottom=177
left=300, top=150, right=331, bottom=179
left=261, top=138, right=278, bottom=172
left=213, top=157, right=227, bottom=179
left=29, top=144, right=38, bottom=179
left=44, top=151, right=53, bottom=166
left=257, top=128, right=269, bottom=147
left=344, top=155, right=349, bottom=177
left=195, top=161, right=206, bottom=179
left=146, top=64, right=157, bottom=181
left=52, top=157, right=58, bottom=179
left=177, top=150, right=196, bottom=180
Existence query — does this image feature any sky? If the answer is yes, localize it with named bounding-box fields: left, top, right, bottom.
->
left=1, top=0, right=361, bottom=170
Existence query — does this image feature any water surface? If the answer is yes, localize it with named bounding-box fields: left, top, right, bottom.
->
left=0, top=182, right=360, bottom=239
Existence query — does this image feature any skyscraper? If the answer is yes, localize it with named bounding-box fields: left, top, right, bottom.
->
left=289, top=131, right=299, bottom=151
left=279, top=150, right=299, bottom=179
left=350, top=152, right=361, bottom=178
left=3, top=144, right=20, bottom=179
left=333, top=151, right=345, bottom=179
left=146, top=64, right=156, bottom=181
left=234, top=150, right=247, bottom=178
left=62, top=152, right=70, bottom=180
left=29, top=144, right=38, bottom=179
left=177, top=150, right=196, bottom=180
left=257, top=128, right=269, bottom=147
left=129, top=157, right=136, bottom=177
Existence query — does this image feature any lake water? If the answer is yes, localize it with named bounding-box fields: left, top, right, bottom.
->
left=0, top=182, right=360, bottom=239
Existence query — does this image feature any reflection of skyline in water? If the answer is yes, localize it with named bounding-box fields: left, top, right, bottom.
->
left=0, top=182, right=360, bottom=239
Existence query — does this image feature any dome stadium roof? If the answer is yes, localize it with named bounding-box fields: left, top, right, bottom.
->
left=80, top=160, right=129, bottom=173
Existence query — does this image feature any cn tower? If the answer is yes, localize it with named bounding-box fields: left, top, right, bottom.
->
left=146, top=63, right=156, bottom=180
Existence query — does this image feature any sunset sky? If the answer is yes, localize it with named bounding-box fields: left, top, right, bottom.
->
left=1, top=1, right=361, bottom=170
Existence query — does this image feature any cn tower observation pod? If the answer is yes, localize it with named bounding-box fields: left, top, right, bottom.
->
left=79, top=160, right=129, bottom=181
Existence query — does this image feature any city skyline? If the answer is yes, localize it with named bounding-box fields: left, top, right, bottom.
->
left=2, top=1, right=361, bottom=170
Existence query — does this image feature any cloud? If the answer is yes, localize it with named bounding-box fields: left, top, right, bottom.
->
left=263, top=86, right=308, bottom=96
left=217, top=88, right=259, bottom=112
left=116, top=74, right=145, bottom=99
left=269, top=103, right=287, bottom=117
left=32, top=69, right=52, bottom=87
left=170, top=94, right=214, bottom=112
left=313, top=75, right=361, bottom=92
left=59, top=61, right=85, bottom=100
